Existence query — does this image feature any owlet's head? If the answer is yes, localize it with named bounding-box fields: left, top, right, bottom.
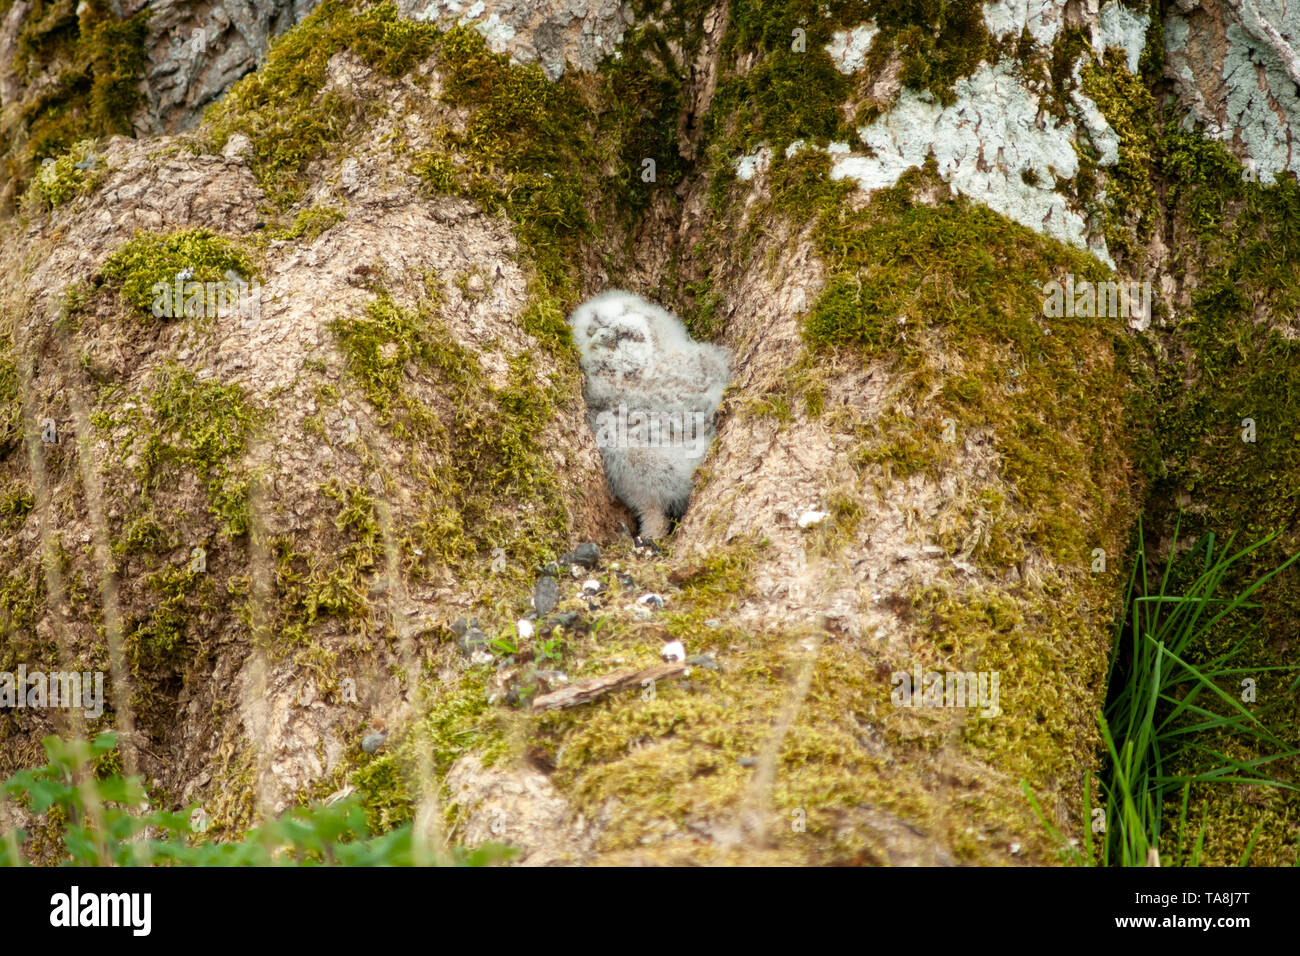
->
left=570, top=294, right=656, bottom=376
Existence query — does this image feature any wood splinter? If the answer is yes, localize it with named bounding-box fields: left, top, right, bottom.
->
left=530, top=661, right=690, bottom=711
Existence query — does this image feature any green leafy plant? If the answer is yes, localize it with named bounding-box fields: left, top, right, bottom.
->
left=1027, top=520, right=1300, bottom=865
left=489, top=633, right=519, bottom=657
left=536, top=633, right=564, bottom=663
left=1, top=732, right=514, bottom=866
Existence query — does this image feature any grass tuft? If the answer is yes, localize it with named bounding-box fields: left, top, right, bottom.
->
left=1029, top=519, right=1300, bottom=866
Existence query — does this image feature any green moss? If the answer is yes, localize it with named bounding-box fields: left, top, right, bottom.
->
left=330, top=291, right=569, bottom=571
left=126, top=563, right=208, bottom=672
left=0, top=353, right=21, bottom=458
left=525, top=567, right=798, bottom=854
left=273, top=204, right=346, bottom=242
left=1159, top=123, right=1251, bottom=242
left=515, top=289, right=575, bottom=360
left=709, top=1, right=852, bottom=153
left=874, top=0, right=990, bottom=105
left=78, top=363, right=257, bottom=729
left=406, top=6, right=725, bottom=303
left=665, top=538, right=763, bottom=620
left=1046, top=26, right=1090, bottom=110
left=330, top=291, right=475, bottom=430
left=84, top=9, right=148, bottom=129
left=412, top=25, right=597, bottom=293
left=785, top=162, right=1135, bottom=568
left=3, top=0, right=148, bottom=198
left=232, top=530, right=371, bottom=646
left=25, top=138, right=104, bottom=209
left=410, top=151, right=460, bottom=195
left=1079, top=51, right=1159, bottom=262
left=349, top=753, right=416, bottom=831
left=707, top=0, right=990, bottom=164
left=423, top=669, right=509, bottom=775
left=0, top=482, right=34, bottom=533
left=112, top=512, right=172, bottom=559
left=304, top=480, right=379, bottom=625
left=133, top=363, right=260, bottom=537
left=344, top=668, right=509, bottom=834
left=515, top=530, right=1110, bottom=863
left=205, top=0, right=441, bottom=206
left=599, top=18, right=692, bottom=214
left=0, top=561, right=44, bottom=642
left=100, top=230, right=257, bottom=320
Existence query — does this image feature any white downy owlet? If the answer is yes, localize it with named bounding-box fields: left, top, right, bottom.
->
left=568, top=290, right=731, bottom=539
